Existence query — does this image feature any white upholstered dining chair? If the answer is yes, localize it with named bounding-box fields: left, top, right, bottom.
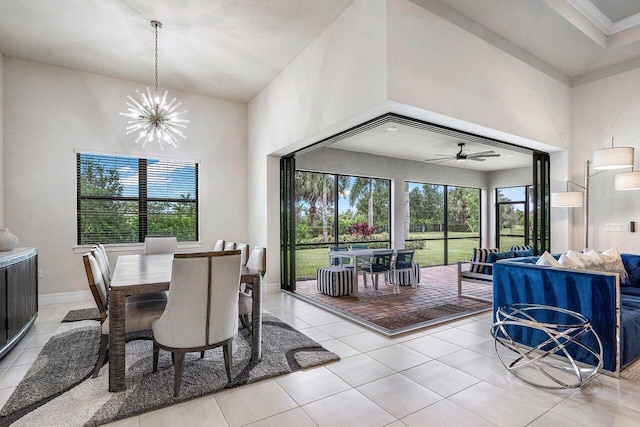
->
left=224, top=241, right=236, bottom=251
left=144, top=236, right=178, bottom=255
left=236, top=243, right=249, bottom=266
left=238, top=246, right=266, bottom=333
left=152, top=251, right=242, bottom=396
left=213, top=239, right=225, bottom=251
left=82, top=252, right=166, bottom=378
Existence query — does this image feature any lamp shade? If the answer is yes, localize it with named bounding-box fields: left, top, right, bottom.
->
left=615, top=171, right=640, bottom=190
left=592, top=146, right=634, bottom=170
left=551, top=191, right=584, bottom=207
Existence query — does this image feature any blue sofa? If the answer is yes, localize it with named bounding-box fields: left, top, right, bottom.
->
left=493, top=253, right=640, bottom=376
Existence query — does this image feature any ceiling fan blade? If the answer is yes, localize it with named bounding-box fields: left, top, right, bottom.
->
left=425, top=157, right=454, bottom=163
left=467, top=157, right=486, bottom=161
left=466, top=151, right=496, bottom=157
left=474, top=153, right=501, bottom=158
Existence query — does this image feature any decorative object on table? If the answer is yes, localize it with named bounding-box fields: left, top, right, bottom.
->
left=0, top=228, right=19, bottom=251
left=551, top=137, right=636, bottom=251
left=491, top=303, right=603, bottom=389
left=120, top=20, right=188, bottom=149
left=0, top=314, right=339, bottom=426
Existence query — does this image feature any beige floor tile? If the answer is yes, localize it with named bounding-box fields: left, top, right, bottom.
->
left=139, top=395, right=228, bottom=427
left=280, top=316, right=312, bottom=331
left=302, top=389, right=396, bottom=427
left=486, top=370, right=574, bottom=408
left=449, top=381, right=554, bottom=427
left=297, top=312, right=344, bottom=326
left=12, top=346, right=43, bottom=366
left=388, top=331, right=426, bottom=343
left=276, top=366, right=350, bottom=405
left=401, top=360, right=480, bottom=397
left=430, top=328, right=492, bottom=348
left=300, top=327, right=334, bottom=343
left=0, top=364, right=31, bottom=389
left=437, top=349, right=505, bottom=380
left=385, top=421, right=408, bottom=427
left=575, top=374, right=640, bottom=413
left=401, top=399, right=495, bottom=427
left=215, top=380, right=298, bottom=427
left=401, top=335, right=463, bottom=359
left=30, top=320, right=60, bottom=335
left=326, top=354, right=394, bottom=387
left=320, top=339, right=359, bottom=358
left=245, top=408, right=317, bottom=427
left=357, top=373, right=441, bottom=418
left=550, top=393, right=640, bottom=427
left=339, top=331, right=394, bottom=353
left=0, top=387, right=16, bottom=408
left=317, top=321, right=367, bottom=338
left=366, top=344, right=431, bottom=371
left=421, top=324, right=453, bottom=335
left=456, top=319, right=493, bottom=337
left=528, top=410, right=587, bottom=427
left=0, top=347, right=24, bottom=370
left=24, top=332, right=57, bottom=348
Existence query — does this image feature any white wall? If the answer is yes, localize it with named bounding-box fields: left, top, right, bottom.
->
left=3, top=58, right=247, bottom=297
left=572, top=69, right=640, bottom=253
left=247, top=0, right=389, bottom=284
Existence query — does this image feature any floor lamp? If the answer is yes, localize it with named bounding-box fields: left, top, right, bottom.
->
left=551, top=139, right=636, bottom=252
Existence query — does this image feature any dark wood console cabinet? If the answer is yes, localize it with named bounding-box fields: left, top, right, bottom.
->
left=0, top=248, right=38, bottom=358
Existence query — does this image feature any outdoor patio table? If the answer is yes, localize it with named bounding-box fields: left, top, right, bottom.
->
left=108, top=253, right=262, bottom=392
left=327, top=249, right=376, bottom=297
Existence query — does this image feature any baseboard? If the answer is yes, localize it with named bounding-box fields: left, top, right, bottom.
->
left=40, top=290, right=93, bottom=305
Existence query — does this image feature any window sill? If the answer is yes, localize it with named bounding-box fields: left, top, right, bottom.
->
left=73, top=241, right=204, bottom=254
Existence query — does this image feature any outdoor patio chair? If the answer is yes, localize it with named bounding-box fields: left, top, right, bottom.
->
left=359, top=249, right=393, bottom=297
left=388, top=249, right=416, bottom=294
left=329, top=246, right=351, bottom=266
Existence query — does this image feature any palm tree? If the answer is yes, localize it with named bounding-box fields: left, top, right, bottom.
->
left=349, top=178, right=375, bottom=227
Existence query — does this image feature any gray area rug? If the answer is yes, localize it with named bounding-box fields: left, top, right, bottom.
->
left=61, top=308, right=101, bottom=323
left=1, top=314, right=339, bottom=426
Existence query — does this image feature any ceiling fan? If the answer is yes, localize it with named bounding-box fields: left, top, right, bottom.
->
left=426, top=142, right=501, bottom=163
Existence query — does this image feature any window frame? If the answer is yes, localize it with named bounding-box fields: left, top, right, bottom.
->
left=76, top=152, right=199, bottom=245
left=495, top=185, right=531, bottom=250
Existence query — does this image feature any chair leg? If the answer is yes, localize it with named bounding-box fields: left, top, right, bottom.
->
left=239, top=314, right=247, bottom=330
left=92, top=334, right=109, bottom=378
left=363, top=271, right=368, bottom=287
left=373, top=274, right=379, bottom=297
left=173, top=352, right=185, bottom=397
left=242, top=314, right=252, bottom=335
left=153, top=342, right=159, bottom=372
left=223, top=340, right=233, bottom=383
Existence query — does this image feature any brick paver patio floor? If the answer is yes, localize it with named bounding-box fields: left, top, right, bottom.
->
left=294, top=264, right=493, bottom=335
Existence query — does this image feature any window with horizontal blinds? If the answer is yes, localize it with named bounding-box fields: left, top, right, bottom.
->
left=77, top=153, right=198, bottom=244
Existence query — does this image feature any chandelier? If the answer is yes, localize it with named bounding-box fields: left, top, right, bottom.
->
left=120, top=20, right=188, bottom=149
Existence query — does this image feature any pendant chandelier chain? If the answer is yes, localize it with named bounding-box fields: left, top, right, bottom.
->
left=154, top=22, right=159, bottom=97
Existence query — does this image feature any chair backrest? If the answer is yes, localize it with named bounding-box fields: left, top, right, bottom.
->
left=224, top=241, right=236, bottom=251
left=213, top=239, right=225, bottom=251
left=370, top=249, right=394, bottom=272
left=395, top=249, right=415, bottom=269
left=351, top=245, right=369, bottom=250
left=247, top=246, right=266, bottom=276
left=145, top=236, right=178, bottom=255
left=152, top=251, right=241, bottom=348
left=329, top=246, right=348, bottom=266
left=91, top=247, right=111, bottom=286
left=95, top=243, right=112, bottom=278
left=236, top=243, right=249, bottom=265
left=82, top=253, right=108, bottom=322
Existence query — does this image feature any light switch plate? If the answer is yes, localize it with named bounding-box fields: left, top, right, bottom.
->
left=605, top=223, right=629, bottom=232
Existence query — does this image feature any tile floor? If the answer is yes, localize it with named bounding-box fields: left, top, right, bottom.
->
left=1, top=292, right=640, bottom=426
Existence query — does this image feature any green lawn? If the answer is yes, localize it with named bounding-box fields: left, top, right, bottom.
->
left=294, top=239, right=481, bottom=281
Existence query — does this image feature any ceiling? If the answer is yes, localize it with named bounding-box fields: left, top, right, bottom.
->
left=2, top=1, right=639, bottom=171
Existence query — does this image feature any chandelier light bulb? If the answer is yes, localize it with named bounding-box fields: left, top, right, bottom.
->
left=120, top=21, right=188, bottom=149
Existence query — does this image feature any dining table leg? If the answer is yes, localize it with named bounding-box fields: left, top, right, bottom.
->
left=251, top=275, right=262, bottom=362
left=109, top=288, right=127, bottom=392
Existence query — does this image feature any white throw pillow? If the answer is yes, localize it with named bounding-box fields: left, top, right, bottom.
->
left=584, top=249, right=604, bottom=266
left=565, top=250, right=587, bottom=268
left=601, top=247, right=629, bottom=284
left=536, top=251, right=563, bottom=268
left=559, top=253, right=584, bottom=269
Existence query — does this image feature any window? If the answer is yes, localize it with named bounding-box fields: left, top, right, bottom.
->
left=405, top=182, right=481, bottom=266
left=294, top=170, right=391, bottom=280
left=496, top=186, right=532, bottom=250
left=77, top=153, right=198, bottom=244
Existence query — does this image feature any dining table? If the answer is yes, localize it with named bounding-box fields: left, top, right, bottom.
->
left=108, top=253, right=262, bottom=392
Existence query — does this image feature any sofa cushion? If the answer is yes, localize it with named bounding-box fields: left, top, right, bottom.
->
left=513, top=249, right=534, bottom=257
left=508, top=245, right=533, bottom=252
left=536, top=251, right=563, bottom=268
left=623, top=255, right=640, bottom=288
left=471, top=248, right=498, bottom=273
left=484, top=251, right=516, bottom=274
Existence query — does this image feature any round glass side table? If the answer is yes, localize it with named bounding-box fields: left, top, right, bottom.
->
left=491, top=303, right=603, bottom=389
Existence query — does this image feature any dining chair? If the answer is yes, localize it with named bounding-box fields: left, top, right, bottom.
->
left=224, top=241, right=236, bottom=251
left=389, top=249, right=415, bottom=294
left=95, top=243, right=112, bottom=279
left=213, top=239, right=225, bottom=251
left=144, top=236, right=178, bottom=255
left=358, top=249, right=394, bottom=297
left=236, top=243, right=249, bottom=266
left=91, top=246, right=112, bottom=287
left=238, top=246, right=266, bottom=333
left=152, top=251, right=242, bottom=396
left=82, top=253, right=167, bottom=378
left=329, top=246, right=351, bottom=266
